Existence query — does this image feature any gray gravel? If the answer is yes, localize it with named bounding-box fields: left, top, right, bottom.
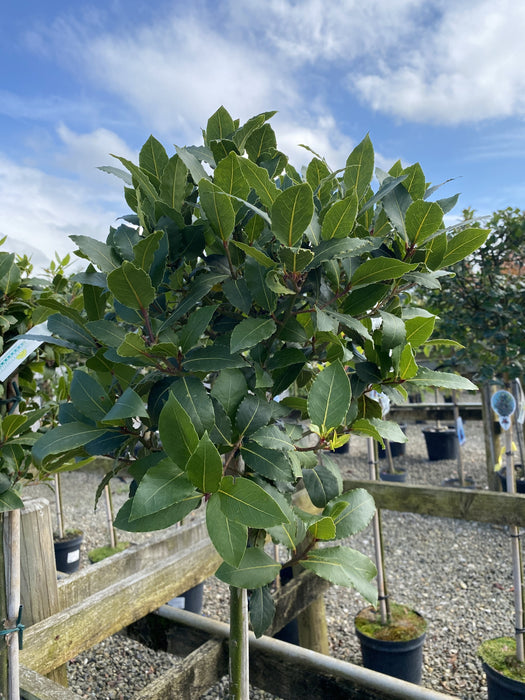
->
left=26, top=416, right=520, bottom=699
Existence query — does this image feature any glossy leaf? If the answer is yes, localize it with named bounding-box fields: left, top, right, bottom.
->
left=183, top=345, right=246, bottom=372
left=32, top=422, right=107, bottom=465
left=230, top=318, right=276, bottom=354
left=307, top=516, right=336, bottom=541
left=70, top=235, right=120, bottom=273
left=241, top=442, right=294, bottom=481
left=235, top=394, right=272, bottom=436
left=271, top=183, right=314, bottom=247
left=206, top=492, right=247, bottom=566
left=158, top=392, right=199, bottom=467
left=179, top=304, right=218, bottom=354
left=215, top=547, right=281, bottom=588
left=102, top=388, right=148, bottom=422
left=114, top=494, right=201, bottom=532
left=159, top=154, right=188, bottom=212
left=301, top=546, right=377, bottom=604
left=199, top=178, right=236, bottom=241
left=302, top=461, right=343, bottom=508
left=405, top=200, right=443, bottom=245
left=307, top=361, right=351, bottom=432
left=343, top=134, right=374, bottom=200
left=236, top=155, right=279, bottom=208
left=107, top=261, right=155, bottom=310
left=249, top=586, right=275, bottom=638
left=351, top=258, right=418, bottom=287
left=130, top=457, right=196, bottom=520
left=441, top=227, right=489, bottom=267
left=70, top=371, right=111, bottom=421
left=218, top=475, right=289, bottom=528
left=406, top=367, right=477, bottom=390
left=321, top=192, right=359, bottom=240
left=169, top=376, right=215, bottom=436
left=186, top=432, right=223, bottom=493
left=324, top=488, right=376, bottom=539
left=206, top=106, right=236, bottom=142
left=211, top=369, right=248, bottom=418
left=140, top=135, right=168, bottom=182
left=379, top=311, right=406, bottom=350
left=0, top=489, right=24, bottom=513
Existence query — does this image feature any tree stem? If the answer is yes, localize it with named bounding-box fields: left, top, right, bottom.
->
left=229, top=586, right=249, bottom=700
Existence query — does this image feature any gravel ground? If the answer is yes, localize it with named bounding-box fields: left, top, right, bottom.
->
left=25, top=415, right=521, bottom=699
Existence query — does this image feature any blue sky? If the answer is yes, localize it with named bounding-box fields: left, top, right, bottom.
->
left=2, top=0, right=525, bottom=270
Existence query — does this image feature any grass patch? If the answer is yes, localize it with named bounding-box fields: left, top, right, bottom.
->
left=88, top=541, right=130, bottom=563
left=479, top=637, right=525, bottom=683
left=355, top=602, right=427, bottom=642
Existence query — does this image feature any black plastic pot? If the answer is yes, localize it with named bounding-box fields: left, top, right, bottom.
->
left=498, top=465, right=525, bottom=493
left=482, top=661, right=525, bottom=700
left=54, top=532, right=83, bottom=574
left=167, top=582, right=204, bottom=614
left=329, top=442, right=350, bottom=454
left=273, top=567, right=299, bottom=645
left=422, top=427, right=458, bottom=461
left=379, top=467, right=407, bottom=483
left=355, top=622, right=426, bottom=684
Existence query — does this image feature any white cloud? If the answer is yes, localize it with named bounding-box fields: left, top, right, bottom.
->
left=351, top=0, right=525, bottom=124
left=0, top=152, right=123, bottom=271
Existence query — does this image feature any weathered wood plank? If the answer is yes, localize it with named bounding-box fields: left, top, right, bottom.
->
left=388, top=402, right=482, bottom=421
left=58, top=517, right=209, bottom=610
left=343, top=480, right=525, bottom=526
left=20, top=539, right=221, bottom=675
left=20, top=665, right=82, bottom=700
left=134, top=639, right=227, bottom=700
left=267, top=570, right=330, bottom=637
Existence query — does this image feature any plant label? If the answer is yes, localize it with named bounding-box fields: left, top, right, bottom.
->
left=0, top=322, right=51, bottom=382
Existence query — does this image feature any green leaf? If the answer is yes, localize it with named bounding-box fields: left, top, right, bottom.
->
left=405, top=200, right=443, bottom=245
left=241, top=442, right=294, bottom=481
left=158, top=392, right=199, bottom=467
left=215, top=547, right=281, bottom=589
left=351, top=258, right=418, bottom=287
left=441, top=227, right=489, bottom=267
left=306, top=238, right=375, bottom=270
left=175, top=146, right=210, bottom=184
left=230, top=318, right=276, bottom=354
left=233, top=111, right=277, bottom=151
left=245, top=258, right=277, bottom=312
left=130, top=457, right=195, bottom=520
left=160, top=272, right=228, bottom=330
left=179, top=304, right=218, bottom=353
left=324, top=488, right=376, bottom=539
left=102, top=388, right=148, bottom=422
left=222, top=278, right=252, bottom=314
left=206, top=492, right=247, bottom=567
left=235, top=395, right=272, bottom=436
left=85, top=320, right=127, bottom=348
left=1, top=415, right=28, bottom=441
left=169, top=376, right=215, bottom=437
left=277, top=246, right=314, bottom=273
left=32, top=422, right=107, bottom=465
left=112, top=154, right=159, bottom=203
left=70, top=371, right=112, bottom=421
left=307, top=361, right=351, bottom=433
left=186, top=432, right=223, bottom=493
left=381, top=182, right=412, bottom=239
left=379, top=311, right=406, bottom=350
left=159, top=154, right=188, bottom=212
left=214, top=152, right=250, bottom=202
left=70, top=235, right=121, bottom=273
left=246, top=123, right=277, bottom=162
left=301, top=546, right=377, bottom=604
left=321, top=192, right=359, bottom=240
left=307, top=516, right=336, bottom=541
left=406, top=367, right=477, bottom=391
left=367, top=418, right=407, bottom=443
left=0, top=489, right=24, bottom=513
left=107, top=261, right=155, bottom=310
left=405, top=314, right=436, bottom=347
left=271, top=183, right=314, bottom=247
left=218, top=475, right=289, bottom=528
left=230, top=241, right=276, bottom=268
left=211, top=369, right=248, bottom=418
left=114, top=494, right=201, bottom=532
left=344, top=134, right=374, bottom=200
left=302, top=461, right=343, bottom=508
left=250, top=425, right=293, bottom=451
left=140, top=135, right=168, bottom=182
left=249, top=586, right=275, bottom=638
left=47, top=314, right=97, bottom=351
left=398, top=345, right=418, bottom=379
left=236, top=156, right=279, bottom=209
left=199, top=178, right=236, bottom=241
left=183, top=344, right=246, bottom=372
left=206, top=106, right=236, bottom=142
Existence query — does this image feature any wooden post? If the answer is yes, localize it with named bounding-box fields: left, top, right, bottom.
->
left=4, top=508, right=21, bottom=699
left=0, top=515, right=9, bottom=698
left=20, top=498, right=68, bottom=687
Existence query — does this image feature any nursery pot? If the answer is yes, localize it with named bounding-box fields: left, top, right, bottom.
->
left=498, top=465, right=525, bottom=494
left=441, top=476, right=476, bottom=489
left=422, top=427, right=458, bottom=461
left=272, top=568, right=299, bottom=645
left=54, top=531, right=83, bottom=574
left=379, top=467, right=407, bottom=483
left=355, top=606, right=426, bottom=684
left=479, top=638, right=525, bottom=700
left=167, top=582, right=204, bottom=614
left=378, top=425, right=407, bottom=459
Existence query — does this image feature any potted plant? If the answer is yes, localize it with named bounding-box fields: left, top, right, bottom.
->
left=421, top=390, right=458, bottom=461
left=30, top=107, right=483, bottom=698
left=478, top=389, right=525, bottom=698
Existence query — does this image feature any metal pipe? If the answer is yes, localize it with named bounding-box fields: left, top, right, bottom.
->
left=156, top=605, right=453, bottom=700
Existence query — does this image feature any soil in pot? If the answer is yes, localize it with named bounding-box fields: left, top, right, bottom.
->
left=498, top=465, right=525, bottom=494
left=355, top=603, right=427, bottom=684
left=379, top=467, right=407, bottom=483
left=422, top=427, right=458, bottom=461
left=479, top=637, right=525, bottom=700
left=54, top=529, right=83, bottom=574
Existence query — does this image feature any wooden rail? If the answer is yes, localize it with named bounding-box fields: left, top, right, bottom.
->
left=388, top=402, right=482, bottom=422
